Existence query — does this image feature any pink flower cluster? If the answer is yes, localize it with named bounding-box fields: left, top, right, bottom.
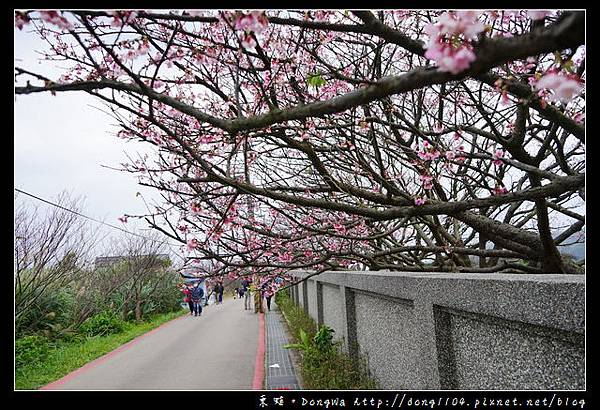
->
left=417, top=141, right=441, bottom=161
left=424, top=11, right=485, bottom=74
left=234, top=11, right=268, bottom=33
left=187, top=238, right=200, bottom=251
left=277, top=252, right=293, bottom=263
left=492, top=185, right=508, bottom=195
left=414, top=197, right=426, bottom=206
left=493, top=149, right=504, bottom=166
left=39, top=11, right=74, bottom=31
left=443, top=133, right=466, bottom=164
left=573, top=113, right=585, bottom=124
left=535, top=71, right=584, bottom=103
left=333, top=223, right=346, bottom=235
left=232, top=11, right=268, bottom=51
left=15, top=11, right=30, bottom=30
left=190, top=202, right=202, bottom=214
left=108, top=10, right=139, bottom=27
left=198, top=134, right=216, bottom=144
left=122, top=40, right=151, bottom=61
left=527, top=10, right=551, bottom=20
left=419, top=174, right=434, bottom=190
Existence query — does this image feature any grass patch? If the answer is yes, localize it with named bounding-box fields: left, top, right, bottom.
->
left=15, top=309, right=186, bottom=390
left=275, top=289, right=379, bottom=389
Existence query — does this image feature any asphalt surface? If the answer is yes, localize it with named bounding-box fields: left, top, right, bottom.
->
left=45, top=297, right=259, bottom=390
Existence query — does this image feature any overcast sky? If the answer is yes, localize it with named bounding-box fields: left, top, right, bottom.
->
left=14, top=26, right=186, bottom=263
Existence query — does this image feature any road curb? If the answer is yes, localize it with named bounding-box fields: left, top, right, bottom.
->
left=252, top=312, right=266, bottom=390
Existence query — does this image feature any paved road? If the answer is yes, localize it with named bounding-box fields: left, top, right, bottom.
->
left=44, top=297, right=259, bottom=390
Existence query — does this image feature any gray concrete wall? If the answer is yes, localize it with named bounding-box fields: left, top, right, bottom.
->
left=307, top=279, right=319, bottom=321
left=289, top=270, right=585, bottom=390
left=321, top=284, right=344, bottom=341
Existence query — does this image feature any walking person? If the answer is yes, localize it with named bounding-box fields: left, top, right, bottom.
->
left=189, top=282, right=204, bottom=316
left=217, top=281, right=224, bottom=304
left=242, top=278, right=252, bottom=310
left=253, top=282, right=264, bottom=314
left=264, top=286, right=274, bottom=311
left=211, top=283, right=218, bottom=304
left=211, top=282, right=220, bottom=304
left=182, top=285, right=194, bottom=316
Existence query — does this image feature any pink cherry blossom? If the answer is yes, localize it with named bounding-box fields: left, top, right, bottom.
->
left=190, top=202, right=202, bottom=214
left=414, top=197, right=426, bottom=206
left=39, top=11, right=74, bottom=31
left=500, top=91, right=511, bottom=106
left=234, top=11, right=268, bottom=33
left=493, top=149, right=504, bottom=166
left=424, top=11, right=484, bottom=74
left=235, top=14, right=258, bottom=31
left=429, top=150, right=441, bottom=160
left=240, top=33, right=256, bottom=50
left=455, top=11, right=486, bottom=39
left=420, top=174, right=434, bottom=190
left=425, top=43, right=476, bottom=75
left=108, top=10, right=138, bottom=27
left=394, top=10, right=410, bottom=19
left=492, top=186, right=508, bottom=195
left=277, top=252, right=293, bottom=263
left=187, top=238, right=200, bottom=251
left=573, top=113, right=585, bottom=123
left=15, top=12, right=30, bottom=30
left=333, top=223, right=346, bottom=235
left=535, top=72, right=583, bottom=103
left=199, top=135, right=216, bottom=144
left=527, top=10, right=551, bottom=20
left=430, top=12, right=484, bottom=40
left=444, top=47, right=477, bottom=74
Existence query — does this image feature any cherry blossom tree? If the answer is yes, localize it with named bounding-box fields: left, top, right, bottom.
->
left=15, top=10, right=585, bottom=288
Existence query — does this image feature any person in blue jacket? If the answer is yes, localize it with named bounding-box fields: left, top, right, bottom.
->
left=189, top=282, right=204, bottom=316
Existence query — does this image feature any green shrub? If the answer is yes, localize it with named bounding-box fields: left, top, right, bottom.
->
left=15, top=285, right=78, bottom=338
left=15, top=335, right=51, bottom=368
left=79, top=311, right=125, bottom=337
left=278, top=289, right=379, bottom=389
left=314, top=325, right=335, bottom=354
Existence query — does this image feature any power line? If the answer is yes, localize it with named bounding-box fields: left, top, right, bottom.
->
left=14, top=187, right=186, bottom=260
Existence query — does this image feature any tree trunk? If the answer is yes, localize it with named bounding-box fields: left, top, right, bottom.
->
left=135, top=298, right=142, bottom=321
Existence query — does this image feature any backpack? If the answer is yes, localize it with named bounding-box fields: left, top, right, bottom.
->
left=190, top=286, right=204, bottom=301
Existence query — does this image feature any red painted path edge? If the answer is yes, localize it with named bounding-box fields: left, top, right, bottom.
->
left=252, top=312, right=266, bottom=390
left=39, top=314, right=187, bottom=390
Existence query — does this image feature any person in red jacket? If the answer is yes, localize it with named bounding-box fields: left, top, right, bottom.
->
left=181, top=285, right=194, bottom=316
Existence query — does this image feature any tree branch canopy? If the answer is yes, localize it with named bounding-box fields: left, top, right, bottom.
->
left=15, top=9, right=585, bottom=278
